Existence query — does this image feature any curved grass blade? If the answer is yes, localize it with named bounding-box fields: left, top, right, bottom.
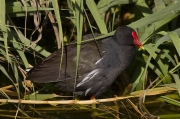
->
left=130, top=1, right=180, bottom=29
left=131, top=63, right=145, bottom=91
left=171, top=74, right=180, bottom=95
left=8, top=28, right=50, bottom=57
left=0, top=64, right=15, bottom=84
left=136, top=0, right=152, bottom=17
left=86, top=0, right=107, bottom=34
left=168, top=31, right=180, bottom=56
left=132, top=56, right=163, bottom=91
left=11, top=32, right=29, bottom=68
left=145, top=45, right=167, bottom=76
left=161, top=49, right=176, bottom=67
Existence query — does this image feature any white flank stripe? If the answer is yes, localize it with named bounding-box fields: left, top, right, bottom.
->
left=25, top=68, right=32, bottom=72
left=95, top=58, right=103, bottom=65
left=85, top=87, right=92, bottom=96
left=76, top=69, right=99, bottom=87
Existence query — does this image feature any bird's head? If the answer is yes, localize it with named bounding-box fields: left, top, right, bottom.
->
left=113, top=26, right=144, bottom=50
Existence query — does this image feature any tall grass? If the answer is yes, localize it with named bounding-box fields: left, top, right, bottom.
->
left=0, top=0, right=180, bottom=118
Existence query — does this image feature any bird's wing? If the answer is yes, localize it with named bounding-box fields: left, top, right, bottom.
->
left=26, top=34, right=104, bottom=83
left=26, top=49, right=66, bottom=83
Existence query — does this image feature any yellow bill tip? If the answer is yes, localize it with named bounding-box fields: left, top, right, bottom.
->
left=140, top=46, right=145, bottom=50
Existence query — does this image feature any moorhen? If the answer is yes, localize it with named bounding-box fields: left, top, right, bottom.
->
left=26, top=26, right=144, bottom=98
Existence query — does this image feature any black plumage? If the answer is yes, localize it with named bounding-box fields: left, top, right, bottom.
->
left=26, top=26, right=143, bottom=98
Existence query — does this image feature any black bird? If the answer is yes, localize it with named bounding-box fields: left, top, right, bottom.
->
left=26, top=26, right=144, bottom=98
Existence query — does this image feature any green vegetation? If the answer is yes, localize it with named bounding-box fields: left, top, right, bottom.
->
left=0, top=0, right=180, bottom=118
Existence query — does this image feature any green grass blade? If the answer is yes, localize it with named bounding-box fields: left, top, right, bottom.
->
left=86, top=0, right=107, bottom=34
left=145, top=45, right=167, bottom=76
left=168, top=31, right=180, bottom=56
left=161, top=96, right=180, bottom=107
left=162, top=49, right=176, bottom=66
left=130, top=1, right=180, bottom=29
left=0, top=0, right=9, bottom=63
left=169, top=62, right=180, bottom=74
left=8, top=28, right=50, bottom=57
left=131, top=63, right=145, bottom=91
left=171, top=74, right=180, bottom=95
left=136, top=0, right=152, bottom=16
left=74, top=0, right=84, bottom=94
left=51, top=0, right=63, bottom=49
left=11, top=33, right=29, bottom=68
